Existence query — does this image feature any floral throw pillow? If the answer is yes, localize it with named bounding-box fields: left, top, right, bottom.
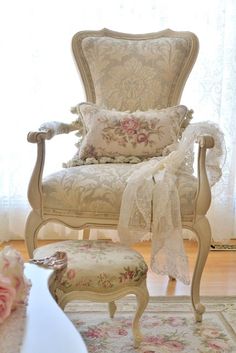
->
left=77, top=103, right=191, bottom=160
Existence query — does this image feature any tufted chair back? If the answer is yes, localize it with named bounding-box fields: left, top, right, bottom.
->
left=72, top=28, right=199, bottom=112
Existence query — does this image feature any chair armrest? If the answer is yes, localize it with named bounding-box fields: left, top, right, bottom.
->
left=27, top=120, right=81, bottom=211
left=196, top=134, right=214, bottom=149
left=27, top=121, right=80, bottom=143
left=27, top=131, right=46, bottom=211
left=27, top=114, right=83, bottom=211
left=194, top=134, right=214, bottom=218
left=27, top=130, right=53, bottom=143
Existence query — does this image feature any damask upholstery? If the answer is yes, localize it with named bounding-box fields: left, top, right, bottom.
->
left=42, top=163, right=197, bottom=219
left=80, top=36, right=192, bottom=111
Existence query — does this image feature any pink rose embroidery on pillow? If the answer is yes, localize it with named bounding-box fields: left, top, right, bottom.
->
left=78, top=103, right=191, bottom=160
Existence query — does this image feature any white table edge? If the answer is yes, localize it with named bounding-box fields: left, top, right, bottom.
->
left=20, top=263, right=87, bottom=353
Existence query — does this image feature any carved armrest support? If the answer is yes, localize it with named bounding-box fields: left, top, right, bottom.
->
left=194, top=134, right=214, bottom=218
left=27, top=118, right=82, bottom=211
left=27, top=128, right=60, bottom=210
left=27, top=122, right=77, bottom=210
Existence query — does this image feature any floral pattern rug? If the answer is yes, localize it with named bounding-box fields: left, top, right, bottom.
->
left=65, top=296, right=236, bottom=353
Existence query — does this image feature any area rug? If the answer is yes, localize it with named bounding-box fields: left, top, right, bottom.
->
left=65, top=296, right=236, bottom=353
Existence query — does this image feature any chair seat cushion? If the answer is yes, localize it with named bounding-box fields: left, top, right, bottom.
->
left=42, top=163, right=197, bottom=218
left=33, top=240, right=148, bottom=293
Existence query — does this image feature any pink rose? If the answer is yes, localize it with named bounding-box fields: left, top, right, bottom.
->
left=85, top=327, right=105, bottom=338
left=118, top=328, right=128, bottom=336
left=164, top=340, right=185, bottom=351
left=0, top=246, right=30, bottom=308
left=208, top=339, right=230, bottom=350
left=0, top=274, right=16, bottom=324
left=166, top=316, right=186, bottom=327
left=137, top=133, right=148, bottom=143
left=121, top=117, right=139, bottom=134
left=67, top=269, right=76, bottom=280
left=145, top=335, right=165, bottom=345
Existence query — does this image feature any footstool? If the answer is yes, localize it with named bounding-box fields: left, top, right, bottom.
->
left=33, top=240, right=149, bottom=348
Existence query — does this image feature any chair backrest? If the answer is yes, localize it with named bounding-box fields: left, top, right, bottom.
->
left=72, top=28, right=199, bottom=112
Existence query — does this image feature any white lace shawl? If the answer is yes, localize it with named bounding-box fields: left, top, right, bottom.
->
left=118, top=121, right=225, bottom=285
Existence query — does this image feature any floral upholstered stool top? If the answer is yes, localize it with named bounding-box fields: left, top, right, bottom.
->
left=33, top=240, right=149, bottom=348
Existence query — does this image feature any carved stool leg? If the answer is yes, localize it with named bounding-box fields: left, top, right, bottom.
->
left=83, top=228, right=90, bottom=240
left=108, top=301, right=117, bottom=318
left=191, top=216, right=212, bottom=322
left=132, top=281, right=149, bottom=348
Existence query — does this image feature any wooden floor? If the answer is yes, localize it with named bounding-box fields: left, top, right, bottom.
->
left=2, top=239, right=236, bottom=297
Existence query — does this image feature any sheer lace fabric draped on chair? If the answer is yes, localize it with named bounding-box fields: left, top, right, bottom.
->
left=118, top=122, right=225, bottom=284
left=25, top=28, right=225, bottom=322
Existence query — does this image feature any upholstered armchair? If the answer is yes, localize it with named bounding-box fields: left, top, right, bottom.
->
left=25, top=28, right=215, bottom=322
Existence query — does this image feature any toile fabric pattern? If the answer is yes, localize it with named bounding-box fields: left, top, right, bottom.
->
left=81, top=36, right=191, bottom=112
left=78, top=103, right=190, bottom=160
left=42, top=162, right=197, bottom=220
left=33, top=240, right=148, bottom=294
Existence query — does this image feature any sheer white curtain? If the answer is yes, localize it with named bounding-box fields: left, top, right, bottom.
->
left=0, top=0, right=236, bottom=241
